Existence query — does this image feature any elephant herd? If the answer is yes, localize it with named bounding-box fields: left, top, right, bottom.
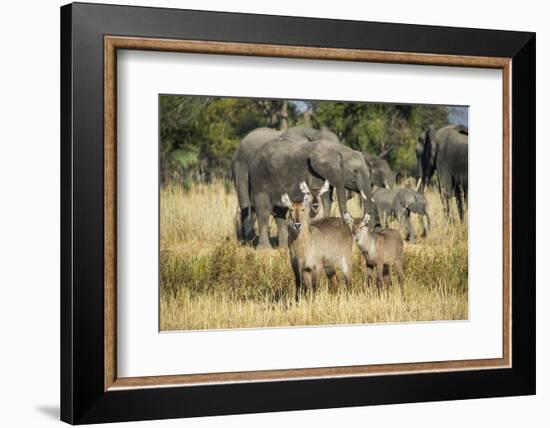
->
left=231, top=123, right=468, bottom=250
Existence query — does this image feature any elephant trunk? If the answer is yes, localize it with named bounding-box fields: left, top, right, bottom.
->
left=335, top=185, right=353, bottom=225
left=422, top=212, right=430, bottom=237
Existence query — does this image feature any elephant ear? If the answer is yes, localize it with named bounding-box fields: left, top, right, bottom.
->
left=308, top=144, right=345, bottom=188
left=424, top=125, right=437, bottom=166
left=362, top=155, right=373, bottom=177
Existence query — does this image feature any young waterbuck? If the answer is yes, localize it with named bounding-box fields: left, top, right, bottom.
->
left=353, top=212, right=404, bottom=290
left=281, top=181, right=353, bottom=302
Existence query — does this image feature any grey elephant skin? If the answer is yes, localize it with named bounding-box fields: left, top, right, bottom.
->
left=373, top=188, right=430, bottom=243
left=416, top=124, right=468, bottom=220
left=231, top=126, right=339, bottom=242
left=250, top=138, right=375, bottom=249
left=362, top=152, right=396, bottom=189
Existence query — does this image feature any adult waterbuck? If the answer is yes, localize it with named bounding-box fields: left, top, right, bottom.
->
left=281, top=181, right=354, bottom=302
left=353, top=212, right=404, bottom=290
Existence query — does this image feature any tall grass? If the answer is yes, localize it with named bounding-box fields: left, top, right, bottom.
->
left=160, top=180, right=468, bottom=331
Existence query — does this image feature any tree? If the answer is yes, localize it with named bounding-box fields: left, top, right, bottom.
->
left=160, top=94, right=460, bottom=183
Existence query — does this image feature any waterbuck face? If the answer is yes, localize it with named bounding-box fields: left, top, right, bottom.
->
left=310, top=195, right=321, bottom=217
left=352, top=212, right=371, bottom=241
left=288, top=201, right=308, bottom=233
left=281, top=181, right=331, bottom=233
left=309, top=180, right=330, bottom=217
left=281, top=192, right=308, bottom=234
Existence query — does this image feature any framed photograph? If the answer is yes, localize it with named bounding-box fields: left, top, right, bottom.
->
left=60, top=2, right=535, bottom=424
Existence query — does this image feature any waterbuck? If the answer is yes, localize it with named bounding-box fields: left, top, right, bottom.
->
left=353, top=212, right=404, bottom=290
left=281, top=181, right=353, bottom=302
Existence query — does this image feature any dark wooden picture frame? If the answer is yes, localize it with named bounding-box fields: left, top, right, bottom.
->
left=61, top=2, right=535, bottom=424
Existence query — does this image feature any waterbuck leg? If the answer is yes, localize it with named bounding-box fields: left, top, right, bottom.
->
left=325, top=266, right=339, bottom=294
left=383, top=264, right=391, bottom=288
left=311, top=267, right=321, bottom=295
left=395, top=260, right=404, bottom=291
left=292, top=261, right=301, bottom=303
left=376, top=263, right=384, bottom=290
left=341, top=255, right=352, bottom=292
left=301, top=269, right=313, bottom=299
left=366, top=265, right=373, bottom=288
left=364, top=256, right=373, bottom=288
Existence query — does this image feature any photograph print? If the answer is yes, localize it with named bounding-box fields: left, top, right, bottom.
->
left=159, top=95, right=468, bottom=331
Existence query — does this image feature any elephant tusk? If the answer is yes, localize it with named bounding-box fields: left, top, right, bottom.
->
left=360, top=190, right=367, bottom=200
left=415, top=177, right=423, bottom=192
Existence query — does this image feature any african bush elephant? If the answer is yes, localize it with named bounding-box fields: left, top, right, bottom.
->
left=416, top=124, right=468, bottom=221
left=231, top=127, right=284, bottom=242
left=362, top=152, right=396, bottom=189
left=231, top=126, right=339, bottom=242
left=373, top=188, right=430, bottom=243
left=250, top=138, right=375, bottom=250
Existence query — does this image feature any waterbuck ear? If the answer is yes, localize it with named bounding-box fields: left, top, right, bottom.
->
left=299, top=181, right=311, bottom=195
left=318, top=180, right=330, bottom=196
left=281, top=193, right=292, bottom=207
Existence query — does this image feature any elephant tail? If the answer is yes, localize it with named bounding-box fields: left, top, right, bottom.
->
left=232, top=161, right=252, bottom=211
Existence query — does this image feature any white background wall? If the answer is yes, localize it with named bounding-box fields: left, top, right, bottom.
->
left=0, top=0, right=546, bottom=426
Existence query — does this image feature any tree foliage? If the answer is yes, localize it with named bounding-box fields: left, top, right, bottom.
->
left=160, top=95, right=461, bottom=182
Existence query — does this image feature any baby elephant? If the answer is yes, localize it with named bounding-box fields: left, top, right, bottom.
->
left=373, top=188, right=430, bottom=243
left=281, top=181, right=353, bottom=302
left=353, top=213, right=404, bottom=290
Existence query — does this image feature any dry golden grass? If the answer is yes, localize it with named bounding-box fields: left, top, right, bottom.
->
left=160, top=180, right=468, bottom=331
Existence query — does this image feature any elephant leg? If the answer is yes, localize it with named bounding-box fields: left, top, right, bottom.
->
left=455, top=186, right=464, bottom=222
left=233, top=164, right=253, bottom=241
left=273, top=205, right=289, bottom=248
left=274, top=217, right=288, bottom=248
left=400, top=210, right=415, bottom=243
left=240, top=206, right=256, bottom=243
left=439, top=172, right=454, bottom=222
left=383, top=208, right=391, bottom=228
left=336, top=185, right=352, bottom=224
left=254, top=194, right=272, bottom=250
left=443, top=196, right=452, bottom=221
left=421, top=212, right=430, bottom=237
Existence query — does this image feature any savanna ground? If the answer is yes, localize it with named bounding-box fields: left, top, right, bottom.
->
left=160, top=180, right=468, bottom=331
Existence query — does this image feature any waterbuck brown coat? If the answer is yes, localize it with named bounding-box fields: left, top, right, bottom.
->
left=282, top=182, right=353, bottom=301
left=353, top=214, right=404, bottom=289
